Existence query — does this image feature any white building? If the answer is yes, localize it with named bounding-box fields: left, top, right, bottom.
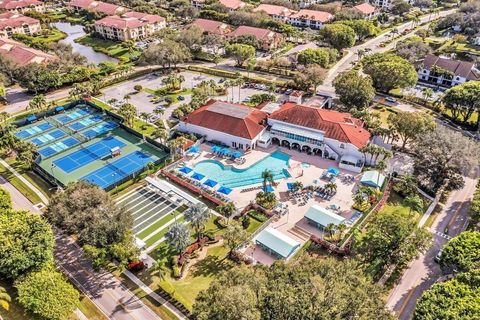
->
left=0, top=0, right=45, bottom=13
left=298, top=0, right=323, bottom=9
left=177, top=100, right=268, bottom=151
left=417, top=54, right=479, bottom=88
left=369, top=0, right=413, bottom=9
left=253, top=4, right=296, bottom=22
left=0, top=12, right=40, bottom=38
left=287, top=9, right=333, bottom=29
left=354, top=3, right=377, bottom=20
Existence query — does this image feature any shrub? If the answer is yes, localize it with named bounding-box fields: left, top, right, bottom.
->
left=172, top=265, right=181, bottom=278
left=133, top=85, right=143, bottom=92
left=241, top=216, right=250, bottom=229
left=248, top=210, right=268, bottom=222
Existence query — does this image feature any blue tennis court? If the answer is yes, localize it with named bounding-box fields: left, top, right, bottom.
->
left=53, top=136, right=126, bottom=173
left=38, top=137, right=80, bottom=158
left=81, top=121, right=118, bottom=139
left=68, top=114, right=104, bottom=131
left=15, top=122, right=53, bottom=139
left=30, top=129, right=66, bottom=146
left=55, top=107, right=92, bottom=124
left=81, top=151, right=155, bottom=189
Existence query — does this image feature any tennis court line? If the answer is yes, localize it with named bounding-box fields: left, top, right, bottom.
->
left=136, top=206, right=181, bottom=237
left=132, top=197, right=169, bottom=220
left=133, top=198, right=171, bottom=222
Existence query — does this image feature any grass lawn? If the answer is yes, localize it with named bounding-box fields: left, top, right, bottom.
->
left=245, top=216, right=263, bottom=234
left=138, top=206, right=187, bottom=240
left=0, top=161, right=42, bottom=204
left=76, top=35, right=140, bottom=63
left=370, top=105, right=401, bottom=128
left=378, top=192, right=427, bottom=223
left=13, top=28, right=66, bottom=48
left=77, top=294, right=108, bottom=320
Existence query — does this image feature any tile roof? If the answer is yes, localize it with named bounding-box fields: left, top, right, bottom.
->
left=0, top=0, right=42, bottom=10
left=253, top=4, right=296, bottom=17
left=219, top=0, right=245, bottom=10
left=91, top=2, right=123, bottom=15
left=0, top=12, right=39, bottom=29
left=228, top=25, right=278, bottom=41
left=0, top=37, right=54, bottom=65
left=123, top=11, right=165, bottom=23
left=421, top=54, right=479, bottom=80
left=182, top=99, right=268, bottom=140
left=95, top=12, right=164, bottom=29
left=269, top=102, right=371, bottom=148
left=69, top=0, right=95, bottom=9
left=191, top=18, right=231, bottom=35
left=354, top=3, right=376, bottom=15
left=290, top=9, right=333, bottom=23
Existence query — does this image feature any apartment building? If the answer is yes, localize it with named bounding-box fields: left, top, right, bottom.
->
left=0, top=11, right=40, bottom=38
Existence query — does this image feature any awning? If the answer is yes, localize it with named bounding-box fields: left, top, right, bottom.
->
left=256, top=227, right=300, bottom=259
left=287, top=182, right=295, bottom=190
left=271, top=122, right=324, bottom=142
left=327, top=167, right=340, bottom=176
left=203, top=179, right=218, bottom=188
left=191, top=172, right=205, bottom=181
left=340, top=154, right=361, bottom=165
left=232, top=151, right=243, bottom=158
left=187, top=145, right=200, bottom=153
left=304, top=204, right=345, bottom=227
left=263, top=185, right=274, bottom=193
left=178, top=166, right=192, bottom=174
left=217, top=186, right=232, bottom=195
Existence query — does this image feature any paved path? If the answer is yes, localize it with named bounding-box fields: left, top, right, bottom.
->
left=0, top=175, right=40, bottom=212
left=55, top=233, right=161, bottom=320
left=386, top=175, right=478, bottom=319
left=0, top=159, right=49, bottom=205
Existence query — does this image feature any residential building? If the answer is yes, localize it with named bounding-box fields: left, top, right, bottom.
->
left=219, top=0, right=245, bottom=11
left=287, top=10, right=333, bottom=29
left=417, top=54, right=479, bottom=88
left=191, top=0, right=205, bottom=8
left=0, top=37, right=54, bottom=65
left=95, top=12, right=166, bottom=41
left=227, top=25, right=283, bottom=50
left=298, top=0, right=323, bottom=9
left=69, top=0, right=126, bottom=16
left=0, top=0, right=45, bottom=13
left=0, top=11, right=40, bottom=38
left=253, top=4, right=296, bottom=22
left=191, top=18, right=232, bottom=36
left=261, top=102, right=371, bottom=172
left=369, top=0, right=413, bottom=9
left=353, top=3, right=377, bottom=20
left=177, top=99, right=269, bottom=151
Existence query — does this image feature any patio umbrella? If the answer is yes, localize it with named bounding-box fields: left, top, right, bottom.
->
left=222, top=148, right=231, bottom=155
left=203, top=179, right=218, bottom=188
left=211, top=145, right=220, bottom=152
left=263, top=185, right=274, bottom=193
left=217, top=186, right=232, bottom=195
left=178, top=166, right=192, bottom=174
left=287, top=182, right=295, bottom=191
left=327, top=167, right=340, bottom=176
left=191, top=172, right=205, bottom=181
left=187, top=145, right=200, bottom=154
left=231, top=151, right=243, bottom=158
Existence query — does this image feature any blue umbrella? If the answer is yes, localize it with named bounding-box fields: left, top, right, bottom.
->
left=263, top=185, right=274, bottom=193
left=327, top=167, right=340, bottom=176
left=287, top=182, right=295, bottom=190
left=231, top=151, right=243, bottom=158
left=191, top=172, right=205, bottom=181
left=203, top=179, right=218, bottom=188
left=187, top=145, right=200, bottom=153
left=178, top=166, right=192, bottom=174
left=217, top=186, right=232, bottom=195
left=211, top=145, right=220, bottom=152
left=222, top=148, right=231, bottom=155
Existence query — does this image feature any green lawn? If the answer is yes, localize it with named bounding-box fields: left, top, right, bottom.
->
left=145, top=216, right=186, bottom=248
left=0, top=161, right=42, bottom=204
left=13, top=28, right=66, bottom=49
left=76, top=35, right=140, bottom=63
left=370, top=105, right=400, bottom=128
left=245, top=216, right=263, bottom=234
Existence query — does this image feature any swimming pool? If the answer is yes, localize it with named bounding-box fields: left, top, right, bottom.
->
left=193, top=151, right=291, bottom=188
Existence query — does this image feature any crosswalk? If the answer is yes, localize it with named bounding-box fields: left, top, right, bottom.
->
left=428, top=228, right=452, bottom=240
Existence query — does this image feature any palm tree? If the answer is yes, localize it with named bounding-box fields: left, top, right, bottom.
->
left=323, top=223, right=336, bottom=240
left=153, top=107, right=165, bottom=117
left=123, top=94, right=131, bottom=103
left=139, top=112, right=150, bottom=123
left=236, top=78, right=244, bottom=103
left=412, top=16, right=420, bottom=28
left=28, top=94, right=47, bottom=112
left=165, top=222, right=191, bottom=254
left=336, top=223, right=347, bottom=242
left=168, top=136, right=187, bottom=159
left=261, top=169, right=274, bottom=191
left=117, top=103, right=137, bottom=127
left=421, top=87, right=434, bottom=105
left=107, top=98, right=118, bottom=107
left=216, top=202, right=236, bottom=218
left=324, top=182, right=337, bottom=194
left=184, top=203, right=211, bottom=240
left=150, top=260, right=167, bottom=281
left=153, top=128, right=168, bottom=143
left=404, top=195, right=424, bottom=214
left=357, top=48, right=366, bottom=61
left=376, top=160, right=387, bottom=188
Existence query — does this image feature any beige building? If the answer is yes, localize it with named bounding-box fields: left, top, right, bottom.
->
left=0, top=0, right=45, bottom=13
left=0, top=12, right=40, bottom=38
left=95, top=11, right=166, bottom=41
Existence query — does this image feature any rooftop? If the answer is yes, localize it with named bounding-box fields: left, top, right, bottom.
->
left=421, top=54, right=479, bottom=80
left=253, top=4, right=296, bottom=17
left=290, top=9, right=333, bottom=23
left=95, top=12, right=164, bottom=29
left=255, top=227, right=300, bottom=259
left=0, top=12, right=39, bottom=29
left=269, top=102, right=371, bottom=148
left=304, top=204, right=345, bottom=227
left=191, top=18, right=231, bottom=35
left=182, top=100, right=268, bottom=139
left=0, top=37, right=54, bottom=65
left=219, top=0, right=245, bottom=10
left=354, top=3, right=376, bottom=15
left=0, top=0, right=42, bottom=10
left=228, top=25, right=279, bottom=41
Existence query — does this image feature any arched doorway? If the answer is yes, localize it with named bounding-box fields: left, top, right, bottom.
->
left=291, top=143, right=301, bottom=151
left=302, top=145, right=312, bottom=154
left=313, top=148, right=323, bottom=157
left=281, top=140, right=291, bottom=148
left=271, top=137, right=280, bottom=146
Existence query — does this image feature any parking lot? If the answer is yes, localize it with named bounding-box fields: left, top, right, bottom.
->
left=100, top=71, right=287, bottom=122
left=116, top=184, right=188, bottom=250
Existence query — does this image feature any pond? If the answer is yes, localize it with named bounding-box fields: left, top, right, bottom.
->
left=51, top=22, right=118, bottom=65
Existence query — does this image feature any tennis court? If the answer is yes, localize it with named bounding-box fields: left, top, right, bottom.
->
left=81, top=151, right=155, bottom=189
left=116, top=184, right=189, bottom=250
left=15, top=102, right=169, bottom=190
left=53, top=136, right=126, bottom=173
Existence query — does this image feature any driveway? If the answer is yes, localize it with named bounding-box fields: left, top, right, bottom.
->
left=386, top=175, right=478, bottom=319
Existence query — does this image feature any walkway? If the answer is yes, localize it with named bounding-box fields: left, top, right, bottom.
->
left=0, top=175, right=40, bottom=212
left=0, top=159, right=49, bottom=205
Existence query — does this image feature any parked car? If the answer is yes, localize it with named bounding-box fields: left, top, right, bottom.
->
left=434, top=249, right=443, bottom=263
left=385, top=96, right=396, bottom=103
left=178, top=96, right=185, bottom=101
left=285, top=89, right=293, bottom=95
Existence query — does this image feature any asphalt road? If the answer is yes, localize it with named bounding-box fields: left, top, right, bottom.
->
left=0, top=175, right=40, bottom=212
left=54, top=234, right=161, bottom=320
left=386, top=175, right=478, bottom=319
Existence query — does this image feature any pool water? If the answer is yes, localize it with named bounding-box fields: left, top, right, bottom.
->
left=301, top=162, right=311, bottom=168
left=193, top=151, right=291, bottom=188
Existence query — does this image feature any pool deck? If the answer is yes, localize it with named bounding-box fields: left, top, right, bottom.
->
left=182, top=144, right=362, bottom=265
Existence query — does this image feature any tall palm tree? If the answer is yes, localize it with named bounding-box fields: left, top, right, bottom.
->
left=118, top=103, right=137, bottom=127
left=236, top=78, right=244, bottom=103
left=28, top=94, right=46, bottom=112
left=165, top=222, right=190, bottom=254
left=376, top=160, right=387, bottom=188
left=261, top=169, right=274, bottom=191
left=184, top=203, right=211, bottom=240
left=336, top=223, right=347, bottom=242
left=139, top=112, right=150, bottom=123
left=324, top=182, right=337, bottom=194
left=323, top=223, right=336, bottom=239
left=0, top=285, right=11, bottom=313
left=153, top=128, right=168, bottom=143
left=404, top=195, right=424, bottom=214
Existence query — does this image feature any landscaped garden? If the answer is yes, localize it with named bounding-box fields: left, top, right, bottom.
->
left=76, top=36, right=141, bottom=63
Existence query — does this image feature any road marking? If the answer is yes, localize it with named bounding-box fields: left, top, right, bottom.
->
left=429, top=228, right=452, bottom=240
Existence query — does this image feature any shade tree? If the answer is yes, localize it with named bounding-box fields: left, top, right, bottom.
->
left=439, top=231, right=480, bottom=273
left=333, top=70, right=375, bottom=110
left=319, top=24, right=356, bottom=50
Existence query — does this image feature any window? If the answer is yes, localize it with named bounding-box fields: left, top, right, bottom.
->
left=340, top=143, right=345, bottom=149
left=239, top=143, right=244, bottom=149
left=232, top=142, right=237, bottom=147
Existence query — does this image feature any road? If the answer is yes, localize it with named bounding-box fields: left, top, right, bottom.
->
left=386, top=175, right=478, bottom=319
left=0, top=175, right=40, bottom=212
left=318, top=9, right=456, bottom=92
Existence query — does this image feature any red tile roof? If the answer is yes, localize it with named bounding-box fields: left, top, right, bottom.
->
left=182, top=100, right=268, bottom=140
left=269, top=102, right=370, bottom=148
left=123, top=11, right=165, bottom=23
left=354, top=3, right=376, bottom=15
left=219, top=0, right=245, bottom=10
left=91, top=2, right=123, bottom=15
left=0, top=37, right=54, bottom=65
left=0, top=0, right=42, bottom=10
left=68, top=0, right=94, bottom=9
left=228, top=25, right=279, bottom=42
left=0, top=12, right=39, bottom=29
left=290, top=9, right=333, bottom=23
left=253, top=4, right=295, bottom=17
left=95, top=12, right=164, bottom=29
left=421, top=54, right=479, bottom=81
left=191, top=18, right=231, bottom=35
